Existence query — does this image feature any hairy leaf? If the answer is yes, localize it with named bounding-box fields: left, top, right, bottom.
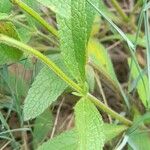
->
left=37, top=130, right=77, bottom=150
left=75, top=98, right=105, bottom=150
left=23, top=57, right=68, bottom=120
left=0, top=22, right=23, bottom=65
left=38, top=123, right=127, bottom=150
left=37, top=0, right=99, bottom=84
left=59, top=0, right=99, bottom=83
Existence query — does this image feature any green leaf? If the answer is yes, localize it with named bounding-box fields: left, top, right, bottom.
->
left=127, top=112, right=150, bottom=134
left=128, top=58, right=148, bottom=107
left=23, top=56, right=68, bottom=120
left=88, top=38, right=129, bottom=108
left=33, top=109, right=53, bottom=148
left=37, top=0, right=99, bottom=83
left=90, top=16, right=101, bottom=36
left=0, top=22, right=23, bottom=65
left=88, top=38, right=116, bottom=81
left=37, top=130, right=77, bottom=150
left=127, top=112, right=150, bottom=149
left=0, top=0, right=12, bottom=13
left=127, top=129, right=150, bottom=150
left=75, top=98, right=105, bottom=150
left=103, top=124, right=127, bottom=143
left=59, top=0, right=99, bottom=83
left=38, top=123, right=127, bottom=150
left=37, top=0, right=116, bottom=21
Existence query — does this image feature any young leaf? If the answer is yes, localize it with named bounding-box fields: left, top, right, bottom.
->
left=0, top=22, right=23, bottom=65
left=33, top=109, right=53, bottom=148
left=58, top=0, right=99, bottom=83
left=23, top=57, right=68, bottom=120
left=37, top=130, right=77, bottom=150
left=37, top=0, right=99, bottom=83
left=128, top=58, right=148, bottom=107
left=75, top=98, right=105, bottom=150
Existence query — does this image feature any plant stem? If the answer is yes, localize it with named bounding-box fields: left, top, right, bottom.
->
left=0, top=34, right=82, bottom=93
left=0, top=34, right=133, bottom=126
left=87, top=94, right=132, bottom=126
left=11, top=0, right=58, bottom=37
left=110, top=0, right=129, bottom=22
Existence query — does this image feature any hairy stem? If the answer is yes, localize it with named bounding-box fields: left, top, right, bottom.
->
left=0, top=34, right=132, bottom=126
left=87, top=94, right=132, bottom=126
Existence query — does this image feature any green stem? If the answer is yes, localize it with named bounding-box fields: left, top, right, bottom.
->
left=11, top=0, right=58, bottom=37
left=0, top=34, right=81, bottom=93
left=110, top=0, right=129, bottom=22
left=0, top=34, right=132, bottom=126
left=87, top=94, right=132, bottom=126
